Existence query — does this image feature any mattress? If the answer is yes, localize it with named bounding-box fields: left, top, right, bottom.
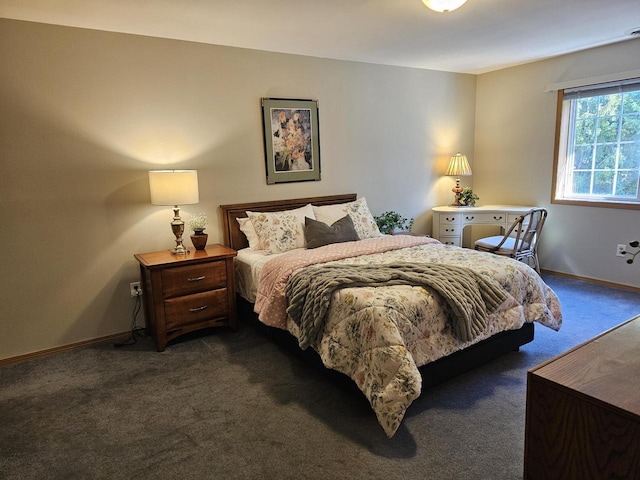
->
left=234, top=247, right=303, bottom=303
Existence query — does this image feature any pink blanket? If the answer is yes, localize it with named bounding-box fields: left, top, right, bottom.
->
left=254, top=235, right=439, bottom=329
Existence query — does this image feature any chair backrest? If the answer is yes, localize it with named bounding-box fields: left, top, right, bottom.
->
left=509, top=208, right=547, bottom=259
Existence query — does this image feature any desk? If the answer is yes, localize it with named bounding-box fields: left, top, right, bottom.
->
left=524, top=316, right=640, bottom=479
left=431, top=205, right=533, bottom=246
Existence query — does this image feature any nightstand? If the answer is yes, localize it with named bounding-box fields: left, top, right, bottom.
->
left=134, top=244, right=237, bottom=351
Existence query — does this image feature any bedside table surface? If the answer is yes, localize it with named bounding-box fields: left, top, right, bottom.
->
left=135, top=244, right=236, bottom=268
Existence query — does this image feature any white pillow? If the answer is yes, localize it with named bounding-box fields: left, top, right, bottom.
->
left=245, top=204, right=315, bottom=254
left=312, top=197, right=381, bottom=239
left=237, top=217, right=261, bottom=250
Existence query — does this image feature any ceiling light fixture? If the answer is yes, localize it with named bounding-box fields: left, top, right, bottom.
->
left=422, top=0, right=468, bottom=13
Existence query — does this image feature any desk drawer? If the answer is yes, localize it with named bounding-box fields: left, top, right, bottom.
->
left=162, top=262, right=227, bottom=298
left=507, top=213, right=530, bottom=236
left=508, top=213, right=526, bottom=223
left=439, top=236, right=460, bottom=246
left=441, top=226, right=460, bottom=236
left=439, top=214, right=460, bottom=225
left=461, top=212, right=508, bottom=224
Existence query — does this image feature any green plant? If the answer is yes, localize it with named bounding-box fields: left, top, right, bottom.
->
left=621, top=240, right=639, bottom=265
left=188, top=212, right=209, bottom=232
left=458, top=187, right=479, bottom=207
left=374, top=211, right=413, bottom=234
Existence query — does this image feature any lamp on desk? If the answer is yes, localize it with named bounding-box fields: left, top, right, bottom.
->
left=445, top=153, right=472, bottom=207
left=148, top=170, right=199, bottom=254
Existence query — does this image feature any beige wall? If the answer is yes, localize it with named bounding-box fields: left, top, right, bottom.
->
left=475, top=39, right=640, bottom=288
left=0, top=19, right=476, bottom=361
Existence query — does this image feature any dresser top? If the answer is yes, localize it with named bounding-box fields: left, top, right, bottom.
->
left=433, top=205, right=534, bottom=213
left=530, top=315, right=640, bottom=417
left=134, top=244, right=237, bottom=268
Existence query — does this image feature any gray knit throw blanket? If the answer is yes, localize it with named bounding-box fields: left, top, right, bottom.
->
left=285, top=263, right=509, bottom=349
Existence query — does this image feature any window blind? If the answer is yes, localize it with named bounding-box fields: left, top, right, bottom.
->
left=563, top=77, right=640, bottom=99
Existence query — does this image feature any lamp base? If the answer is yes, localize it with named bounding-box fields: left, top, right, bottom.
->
left=451, top=182, right=463, bottom=206
left=170, top=244, right=189, bottom=255
left=170, top=205, right=189, bottom=255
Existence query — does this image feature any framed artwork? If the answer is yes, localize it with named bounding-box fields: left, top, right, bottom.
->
left=261, top=98, right=321, bottom=184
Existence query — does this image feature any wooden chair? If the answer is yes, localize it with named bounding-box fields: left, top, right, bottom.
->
left=474, top=208, right=547, bottom=273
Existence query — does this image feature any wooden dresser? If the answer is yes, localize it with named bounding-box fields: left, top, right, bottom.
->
left=134, top=244, right=237, bottom=351
left=524, top=315, right=640, bottom=479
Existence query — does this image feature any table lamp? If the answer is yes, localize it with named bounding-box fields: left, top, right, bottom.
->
left=445, top=153, right=472, bottom=206
left=148, top=170, right=199, bottom=254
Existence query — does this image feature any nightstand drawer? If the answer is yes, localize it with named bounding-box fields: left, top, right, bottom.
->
left=162, top=262, right=226, bottom=298
left=164, top=289, right=229, bottom=330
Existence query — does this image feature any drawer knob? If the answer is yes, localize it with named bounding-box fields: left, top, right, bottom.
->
left=493, top=215, right=503, bottom=221
left=187, top=275, right=206, bottom=282
left=189, top=305, right=208, bottom=312
left=466, top=216, right=475, bottom=220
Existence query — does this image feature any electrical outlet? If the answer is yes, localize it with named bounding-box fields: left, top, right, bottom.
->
left=129, top=281, right=142, bottom=297
left=616, top=244, right=627, bottom=257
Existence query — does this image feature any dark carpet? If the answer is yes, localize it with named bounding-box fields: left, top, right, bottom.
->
left=1, top=273, right=639, bottom=480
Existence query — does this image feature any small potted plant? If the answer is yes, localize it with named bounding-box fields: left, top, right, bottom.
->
left=187, top=212, right=209, bottom=250
left=458, top=187, right=479, bottom=207
left=374, top=211, right=414, bottom=235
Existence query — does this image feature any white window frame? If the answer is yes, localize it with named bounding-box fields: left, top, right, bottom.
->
left=552, top=78, right=640, bottom=210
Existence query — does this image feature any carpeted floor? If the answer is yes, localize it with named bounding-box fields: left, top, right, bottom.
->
left=1, top=273, right=639, bottom=480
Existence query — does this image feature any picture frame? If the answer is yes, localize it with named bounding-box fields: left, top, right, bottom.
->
left=261, top=97, right=321, bottom=184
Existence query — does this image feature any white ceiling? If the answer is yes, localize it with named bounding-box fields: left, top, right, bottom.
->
left=1, top=0, right=639, bottom=74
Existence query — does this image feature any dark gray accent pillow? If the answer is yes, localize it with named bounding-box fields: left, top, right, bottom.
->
left=305, top=215, right=360, bottom=249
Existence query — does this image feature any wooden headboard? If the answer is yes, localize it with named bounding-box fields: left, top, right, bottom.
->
left=220, top=193, right=357, bottom=251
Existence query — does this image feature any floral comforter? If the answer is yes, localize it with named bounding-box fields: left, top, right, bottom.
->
left=254, top=236, right=562, bottom=437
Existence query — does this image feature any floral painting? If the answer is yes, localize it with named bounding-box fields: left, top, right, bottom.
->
left=262, top=98, right=321, bottom=184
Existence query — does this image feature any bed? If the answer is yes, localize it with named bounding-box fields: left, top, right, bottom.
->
left=220, top=194, right=562, bottom=437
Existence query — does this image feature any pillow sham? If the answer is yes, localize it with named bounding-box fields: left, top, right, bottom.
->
left=304, top=215, right=360, bottom=249
left=312, top=197, right=381, bottom=239
left=241, top=204, right=315, bottom=251
left=246, top=204, right=315, bottom=254
left=237, top=217, right=261, bottom=250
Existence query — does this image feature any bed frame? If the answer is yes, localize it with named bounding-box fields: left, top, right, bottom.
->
left=220, top=193, right=534, bottom=389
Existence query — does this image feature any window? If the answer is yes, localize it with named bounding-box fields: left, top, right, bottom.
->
left=553, top=78, right=640, bottom=209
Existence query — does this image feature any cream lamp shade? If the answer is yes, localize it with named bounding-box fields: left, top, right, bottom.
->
left=445, top=153, right=472, bottom=177
left=445, top=153, right=472, bottom=206
left=422, top=0, right=468, bottom=12
left=148, top=170, right=199, bottom=254
left=149, top=170, right=199, bottom=206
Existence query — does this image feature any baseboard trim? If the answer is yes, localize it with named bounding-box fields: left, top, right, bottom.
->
left=0, top=331, right=131, bottom=367
left=541, top=269, right=640, bottom=293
